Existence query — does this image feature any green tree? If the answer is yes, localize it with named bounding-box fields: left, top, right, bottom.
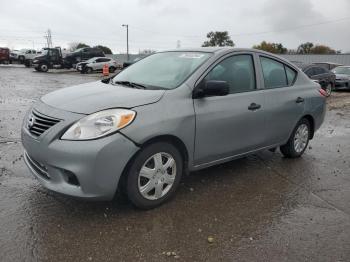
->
left=310, top=45, right=336, bottom=54
left=202, top=31, right=234, bottom=47
left=76, top=43, right=90, bottom=49
left=94, top=45, right=113, bottom=54
left=253, top=41, right=287, bottom=54
left=297, top=42, right=337, bottom=54
left=297, top=42, right=314, bottom=54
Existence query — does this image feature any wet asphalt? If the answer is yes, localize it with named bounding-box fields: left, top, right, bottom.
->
left=0, top=65, right=349, bottom=262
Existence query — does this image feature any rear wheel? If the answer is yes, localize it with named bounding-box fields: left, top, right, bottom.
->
left=126, top=142, right=183, bottom=209
left=280, top=118, right=310, bottom=158
left=24, top=60, right=31, bottom=67
left=18, top=56, right=25, bottom=63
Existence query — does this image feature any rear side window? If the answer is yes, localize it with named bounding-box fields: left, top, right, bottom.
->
left=260, top=57, right=297, bottom=88
left=285, top=66, right=297, bottom=85
left=205, top=54, right=256, bottom=94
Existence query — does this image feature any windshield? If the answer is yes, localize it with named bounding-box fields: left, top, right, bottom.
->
left=332, top=67, right=350, bottom=75
left=85, top=57, right=96, bottom=63
left=40, top=50, right=48, bottom=55
left=112, top=52, right=212, bottom=89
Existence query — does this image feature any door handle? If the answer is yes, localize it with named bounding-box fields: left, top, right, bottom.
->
left=296, top=97, right=304, bottom=103
left=248, top=103, right=261, bottom=111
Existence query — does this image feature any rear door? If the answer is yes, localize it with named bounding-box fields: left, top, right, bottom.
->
left=95, top=58, right=110, bottom=70
left=193, top=52, right=267, bottom=165
left=258, top=55, right=304, bottom=145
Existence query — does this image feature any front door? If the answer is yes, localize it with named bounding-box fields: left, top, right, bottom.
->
left=193, top=53, right=266, bottom=165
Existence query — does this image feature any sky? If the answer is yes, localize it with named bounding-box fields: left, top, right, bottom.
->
left=0, top=0, right=349, bottom=53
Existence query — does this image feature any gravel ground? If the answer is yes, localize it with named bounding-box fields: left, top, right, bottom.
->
left=0, top=65, right=349, bottom=262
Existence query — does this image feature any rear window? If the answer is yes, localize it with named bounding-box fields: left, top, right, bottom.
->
left=285, top=66, right=297, bottom=85
left=260, top=57, right=297, bottom=88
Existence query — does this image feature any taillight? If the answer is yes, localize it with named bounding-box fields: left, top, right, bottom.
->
left=318, top=88, right=327, bottom=97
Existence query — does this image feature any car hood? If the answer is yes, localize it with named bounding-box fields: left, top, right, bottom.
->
left=41, top=81, right=165, bottom=114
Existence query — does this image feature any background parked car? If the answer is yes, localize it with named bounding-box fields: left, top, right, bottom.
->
left=32, top=47, right=71, bottom=72
left=332, top=66, right=350, bottom=90
left=299, top=64, right=335, bottom=96
left=11, top=49, right=41, bottom=65
left=64, top=47, right=105, bottom=67
left=76, top=57, right=118, bottom=74
left=0, top=47, right=10, bottom=64
left=313, top=62, right=343, bottom=71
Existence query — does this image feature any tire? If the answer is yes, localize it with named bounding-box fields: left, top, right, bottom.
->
left=126, top=142, right=183, bottom=209
left=85, top=67, right=93, bottom=74
left=18, top=56, right=25, bottom=63
left=280, top=118, right=310, bottom=158
left=24, top=60, right=31, bottom=67
left=39, top=63, right=48, bottom=72
left=109, top=66, right=116, bottom=73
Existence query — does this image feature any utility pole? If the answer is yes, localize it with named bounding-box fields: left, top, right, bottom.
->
left=44, top=29, right=53, bottom=48
left=122, top=24, right=129, bottom=61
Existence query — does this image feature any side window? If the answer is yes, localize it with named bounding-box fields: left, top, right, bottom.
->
left=305, top=68, right=314, bottom=77
left=260, top=57, right=288, bottom=88
left=205, top=54, right=256, bottom=94
left=318, top=67, right=327, bottom=74
left=285, top=66, right=297, bottom=85
left=314, top=67, right=323, bottom=75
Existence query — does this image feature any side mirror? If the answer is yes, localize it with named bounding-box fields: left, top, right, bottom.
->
left=193, top=80, right=229, bottom=98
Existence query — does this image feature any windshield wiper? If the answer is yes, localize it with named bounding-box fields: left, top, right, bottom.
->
left=113, top=81, right=147, bottom=89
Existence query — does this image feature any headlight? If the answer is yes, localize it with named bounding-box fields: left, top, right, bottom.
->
left=61, top=109, right=136, bottom=140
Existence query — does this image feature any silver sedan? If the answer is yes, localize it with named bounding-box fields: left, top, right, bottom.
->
left=22, top=48, right=326, bottom=209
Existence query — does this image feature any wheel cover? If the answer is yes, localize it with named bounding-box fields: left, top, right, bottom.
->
left=41, top=64, right=47, bottom=71
left=138, top=152, right=176, bottom=200
left=294, top=124, right=309, bottom=153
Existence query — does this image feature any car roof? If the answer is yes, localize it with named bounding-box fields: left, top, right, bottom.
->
left=158, top=47, right=299, bottom=69
left=334, top=65, right=350, bottom=68
left=163, top=47, right=275, bottom=54
left=299, top=64, right=324, bottom=70
left=314, top=62, right=343, bottom=65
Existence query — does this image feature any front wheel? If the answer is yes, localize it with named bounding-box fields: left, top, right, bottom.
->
left=280, top=118, right=310, bottom=158
left=85, top=67, right=93, bottom=74
left=39, top=63, right=48, bottom=72
left=126, top=142, right=183, bottom=209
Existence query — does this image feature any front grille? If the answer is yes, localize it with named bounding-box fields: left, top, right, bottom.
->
left=27, top=110, right=61, bottom=137
left=24, top=152, right=50, bottom=180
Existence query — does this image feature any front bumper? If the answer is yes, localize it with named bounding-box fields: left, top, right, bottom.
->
left=21, top=101, right=140, bottom=200
left=334, top=80, right=350, bottom=90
